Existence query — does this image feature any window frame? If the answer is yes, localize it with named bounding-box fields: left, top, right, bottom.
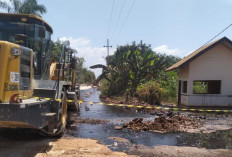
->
left=182, top=81, right=187, bottom=94
left=192, top=80, right=221, bottom=94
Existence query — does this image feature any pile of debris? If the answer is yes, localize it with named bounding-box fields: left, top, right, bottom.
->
left=123, top=112, right=202, bottom=133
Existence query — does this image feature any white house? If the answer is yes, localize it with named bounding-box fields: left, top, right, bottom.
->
left=166, top=37, right=232, bottom=106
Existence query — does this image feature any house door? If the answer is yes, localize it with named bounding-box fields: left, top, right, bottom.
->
left=178, top=80, right=181, bottom=106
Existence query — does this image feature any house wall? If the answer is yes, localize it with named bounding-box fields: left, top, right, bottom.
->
left=179, top=44, right=232, bottom=106
left=178, top=65, right=189, bottom=105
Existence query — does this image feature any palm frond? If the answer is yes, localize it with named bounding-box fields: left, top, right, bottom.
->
left=0, top=1, right=13, bottom=13
left=17, top=0, right=46, bottom=16
left=90, top=64, right=108, bottom=71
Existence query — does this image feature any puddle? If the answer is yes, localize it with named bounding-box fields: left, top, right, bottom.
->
left=66, top=87, right=232, bottom=151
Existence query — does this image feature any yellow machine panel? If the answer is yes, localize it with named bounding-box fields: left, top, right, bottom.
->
left=0, top=41, right=33, bottom=103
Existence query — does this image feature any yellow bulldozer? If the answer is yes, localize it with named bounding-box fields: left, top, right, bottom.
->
left=0, top=13, right=80, bottom=136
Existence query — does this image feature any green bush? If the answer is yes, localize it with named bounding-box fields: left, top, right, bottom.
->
left=136, top=81, right=164, bottom=105
left=157, top=71, right=178, bottom=103
left=99, top=79, right=111, bottom=97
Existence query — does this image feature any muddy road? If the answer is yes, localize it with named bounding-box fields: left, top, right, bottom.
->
left=1, top=87, right=232, bottom=156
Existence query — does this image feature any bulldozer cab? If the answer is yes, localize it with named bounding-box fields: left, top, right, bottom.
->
left=0, top=13, right=53, bottom=80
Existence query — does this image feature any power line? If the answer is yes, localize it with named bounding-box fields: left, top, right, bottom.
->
left=112, top=0, right=136, bottom=45
left=204, top=23, right=232, bottom=45
left=109, top=0, right=126, bottom=40
left=106, top=0, right=116, bottom=38
left=108, top=0, right=120, bottom=38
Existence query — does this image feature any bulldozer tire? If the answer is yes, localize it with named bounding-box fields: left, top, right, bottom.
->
left=38, top=90, right=68, bottom=137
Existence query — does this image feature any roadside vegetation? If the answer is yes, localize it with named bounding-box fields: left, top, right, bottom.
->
left=51, top=39, right=96, bottom=84
left=90, top=41, right=180, bottom=105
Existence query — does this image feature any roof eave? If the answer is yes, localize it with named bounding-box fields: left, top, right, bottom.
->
left=165, top=67, right=178, bottom=72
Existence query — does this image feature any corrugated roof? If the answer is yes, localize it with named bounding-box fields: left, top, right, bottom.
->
left=166, top=37, right=232, bottom=71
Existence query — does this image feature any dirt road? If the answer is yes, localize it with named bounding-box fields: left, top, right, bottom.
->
left=0, top=129, right=131, bottom=157
left=1, top=128, right=232, bottom=157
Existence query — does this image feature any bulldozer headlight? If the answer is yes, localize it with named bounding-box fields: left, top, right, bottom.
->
left=11, top=48, right=22, bottom=56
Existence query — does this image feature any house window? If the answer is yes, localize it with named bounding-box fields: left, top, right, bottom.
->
left=193, top=80, right=221, bottom=94
left=182, top=81, right=187, bottom=93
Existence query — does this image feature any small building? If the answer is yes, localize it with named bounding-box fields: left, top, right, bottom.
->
left=166, top=37, right=232, bottom=106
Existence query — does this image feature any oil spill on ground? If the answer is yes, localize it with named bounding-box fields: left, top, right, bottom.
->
left=66, top=87, right=232, bottom=152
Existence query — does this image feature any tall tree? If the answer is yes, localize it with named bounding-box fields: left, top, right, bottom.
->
left=0, top=1, right=12, bottom=12
left=50, top=39, right=63, bottom=62
left=0, top=0, right=46, bottom=16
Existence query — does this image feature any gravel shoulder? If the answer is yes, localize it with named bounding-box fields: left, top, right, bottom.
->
left=129, top=145, right=232, bottom=157
left=185, top=113, right=232, bottom=133
left=36, top=139, right=232, bottom=157
left=0, top=129, right=133, bottom=157
left=36, top=138, right=134, bottom=157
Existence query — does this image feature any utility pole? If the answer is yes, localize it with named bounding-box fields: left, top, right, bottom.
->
left=103, top=39, right=112, bottom=57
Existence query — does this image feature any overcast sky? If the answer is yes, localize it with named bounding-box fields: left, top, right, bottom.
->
left=1, top=0, right=232, bottom=76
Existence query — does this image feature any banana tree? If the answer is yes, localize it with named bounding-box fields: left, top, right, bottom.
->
left=125, top=49, right=158, bottom=96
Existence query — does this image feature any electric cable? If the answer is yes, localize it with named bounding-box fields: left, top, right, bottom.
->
left=106, top=0, right=116, bottom=38
left=109, top=0, right=126, bottom=40
left=112, top=0, right=136, bottom=45
left=204, top=23, right=232, bottom=45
